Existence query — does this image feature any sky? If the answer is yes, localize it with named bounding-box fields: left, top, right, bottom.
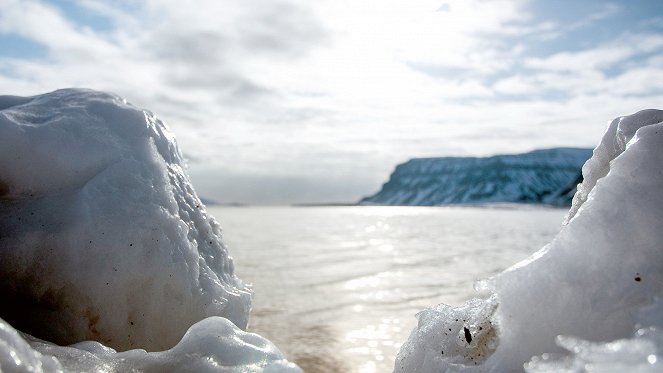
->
left=0, top=0, right=662, bottom=204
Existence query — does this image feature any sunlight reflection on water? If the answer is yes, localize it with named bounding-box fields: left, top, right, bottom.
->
left=211, top=205, right=566, bottom=373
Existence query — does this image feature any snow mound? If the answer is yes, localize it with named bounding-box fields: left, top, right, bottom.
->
left=566, top=109, right=663, bottom=221
left=395, top=109, right=663, bottom=372
left=0, top=89, right=251, bottom=351
left=0, top=316, right=301, bottom=372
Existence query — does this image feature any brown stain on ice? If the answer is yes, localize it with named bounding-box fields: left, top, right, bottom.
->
left=465, top=320, right=497, bottom=364
left=83, top=306, right=102, bottom=341
left=0, top=259, right=111, bottom=347
left=0, top=180, right=10, bottom=198
left=39, top=285, right=69, bottom=311
left=0, top=268, right=70, bottom=344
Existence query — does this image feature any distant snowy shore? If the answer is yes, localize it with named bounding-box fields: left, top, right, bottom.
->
left=0, top=89, right=661, bottom=373
left=361, top=148, right=592, bottom=206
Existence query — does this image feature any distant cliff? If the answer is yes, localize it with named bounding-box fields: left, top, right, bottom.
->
left=360, top=148, right=593, bottom=206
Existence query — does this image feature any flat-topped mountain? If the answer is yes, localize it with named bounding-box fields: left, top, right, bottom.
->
left=360, top=148, right=593, bottom=206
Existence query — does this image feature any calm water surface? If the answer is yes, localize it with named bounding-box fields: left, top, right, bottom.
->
left=210, top=206, right=567, bottom=373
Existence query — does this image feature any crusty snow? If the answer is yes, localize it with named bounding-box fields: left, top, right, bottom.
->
left=0, top=89, right=299, bottom=372
left=395, top=109, right=663, bottom=372
left=0, top=89, right=253, bottom=350
left=1, top=316, right=299, bottom=372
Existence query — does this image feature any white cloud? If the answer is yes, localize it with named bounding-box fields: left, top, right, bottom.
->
left=0, top=0, right=661, bottom=203
left=492, top=76, right=537, bottom=96
left=524, top=33, right=663, bottom=72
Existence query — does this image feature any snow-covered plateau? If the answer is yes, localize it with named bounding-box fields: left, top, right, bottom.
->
left=361, top=148, right=592, bottom=206
left=0, top=88, right=661, bottom=373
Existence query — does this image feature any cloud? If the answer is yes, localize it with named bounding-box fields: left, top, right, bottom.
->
left=492, top=76, right=537, bottom=96
left=529, top=2, right=622, bottom=41
left=524, top=33, right=663, bottom=72
left=0, top=0, right=661, bottom=203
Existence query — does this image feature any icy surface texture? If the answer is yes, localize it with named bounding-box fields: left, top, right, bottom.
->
left=0, top=316, right=301, bottom=373
left=395, top=297, right=499, bottom=372
left=395, top=109, right=663, bottom=372
left=567, top=109, right=663, bottom=221
left=361, top=148, right=592, bottom=206
left=0, top=89, right=251, bottom=351
left=525, top=327, right=663, bottom=373
left=0, top=317, right=62, bottom=373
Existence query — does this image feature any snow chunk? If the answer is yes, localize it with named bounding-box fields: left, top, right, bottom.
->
left=566, top=109, right=663, bottom=222
left=396, top=109, right=663, bottom=372
left=1, top=316, right=301, bottom=372
left=0, top=89, right=251, bottom=351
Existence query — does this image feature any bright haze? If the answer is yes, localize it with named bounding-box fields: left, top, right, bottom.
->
left=1, top=0, right=661, bottom=204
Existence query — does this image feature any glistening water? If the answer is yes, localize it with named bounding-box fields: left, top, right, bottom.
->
left=210, top=206, right=567, bottom=373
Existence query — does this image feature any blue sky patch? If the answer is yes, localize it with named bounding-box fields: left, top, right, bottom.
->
left=0, top=34, right=47, bottom=59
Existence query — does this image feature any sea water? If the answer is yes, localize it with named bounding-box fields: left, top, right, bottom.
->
left=210, top=205, right=566, bottom=373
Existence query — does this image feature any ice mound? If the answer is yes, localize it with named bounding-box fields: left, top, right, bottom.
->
left=0, top=89, right=251, bottom=351
left=0, top=316, right=300, bottom=372
left=566, top=109, right=663, bottom=222
left=395, top=109, right=663, bottom=372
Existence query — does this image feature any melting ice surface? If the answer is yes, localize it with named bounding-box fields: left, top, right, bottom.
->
left=0, top=89, right=299, bottom=372
left=396, top=109, right=663, bottom=372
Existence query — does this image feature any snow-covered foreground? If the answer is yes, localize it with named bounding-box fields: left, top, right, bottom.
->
left=0, top=89, right=299, bottom=372
left=0, top=89, right=661, bottom=372
left=396, top=109, right=663, bottom=372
